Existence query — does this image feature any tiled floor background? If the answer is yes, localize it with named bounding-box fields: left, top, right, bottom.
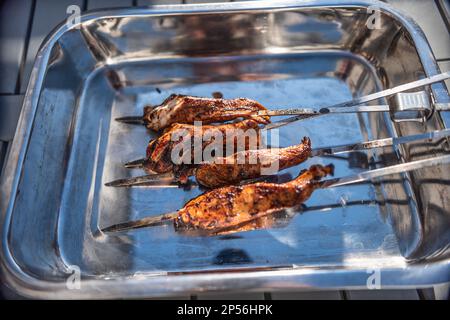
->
left=0, top=0, right=449, bottom=300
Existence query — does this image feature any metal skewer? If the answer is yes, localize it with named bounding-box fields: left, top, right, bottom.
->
left=259, top=105, right=390, bottom=116
left=319, top=154, right=450, bottom=189
left=104, top=172, right=178, bottom=187
left=107, top=128, right=450, bottom=187
left=102, top=200, right=378, bottom=234
left=264, top=71, right=450, bottom=130
left=114, top=116, right=145, bottom=125
left=311, top=128, right=450, bottom=157
left=101, top=153, right=450, bottom=234
left=330, top=71, right=450, bottom=108
left=116, top=72, right=450, bottom=127
left=124, top=158, right=147, bottom=169
left=102, top=212, right=178, bottom=233
left=258, top=102, right=450, bottom=117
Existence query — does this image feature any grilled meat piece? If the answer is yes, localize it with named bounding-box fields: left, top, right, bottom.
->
left=194, top=137, right=312, bottom=188
left=144, top=119, right=262, bottom=174
left=212, top=214, right=282, bottom=236
left=143, top=94, right=270, bottom=131
left=174, top=164, right=333, bottom=232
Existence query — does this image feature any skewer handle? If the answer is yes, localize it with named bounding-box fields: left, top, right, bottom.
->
left=320, top=154, right=450, bottom=189
left=312, top=128, right=450, bottom=157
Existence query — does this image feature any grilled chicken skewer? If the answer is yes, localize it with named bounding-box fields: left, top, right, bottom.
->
left=106, top=137, right=312, bottom=188
left=105, top=128, right=450, bottom=188
left=103, top=164, right=333, bottom=234
left=100, top=199, right=378, bottom=235
left=116, top=94, right=384, bottom=131
left=116, top=94, right=271, bottom=131
left=174, top=164, right=333, bottom=232
left=116, top=72, right=450, bottom=131
left=136, top=118, right=263, bottom=174
left=102, top=153, right=450, bottom=235
left=189, top=137, right=311, bottom=188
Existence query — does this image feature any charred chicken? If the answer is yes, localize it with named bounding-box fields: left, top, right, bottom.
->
left=174, top=164, right=334, bottom=233
left=141, top=94, right=271, bottom=131
left=143, top=118, right=263, bottom=174
left=111, top=137, right=312, bottom=188
left=192, top=137, right=312, bottom=188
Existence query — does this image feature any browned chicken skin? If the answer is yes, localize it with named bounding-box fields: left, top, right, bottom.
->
left=174, top=164, right=333, bottom=233
left=144, top=119, right=262, bottom=174
left=145, top=131, right=312, bottom=188
left=143, top=94, right=270, bottom=131
left=195, top=137, right=312, bottom=188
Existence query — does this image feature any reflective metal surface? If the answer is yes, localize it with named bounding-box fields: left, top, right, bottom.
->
left=1, top=0, right=449, bottom=299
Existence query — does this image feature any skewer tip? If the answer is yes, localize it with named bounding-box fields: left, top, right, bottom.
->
left=124, top=158, right=146, bottom=168
left=101, top=212, right=179, bottom=233
left=100, top=225, right=116, bottom=233
left=104, top=179, right=140, bottom=188
left=104, top=181, right=121, bottom=187
left=104, top=173, right=181, bottom=188
left=115, top=116, right=145, bottom=125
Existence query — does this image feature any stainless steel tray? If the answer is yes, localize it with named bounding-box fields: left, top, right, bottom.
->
left=1, top=0, right=449, bottom=299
